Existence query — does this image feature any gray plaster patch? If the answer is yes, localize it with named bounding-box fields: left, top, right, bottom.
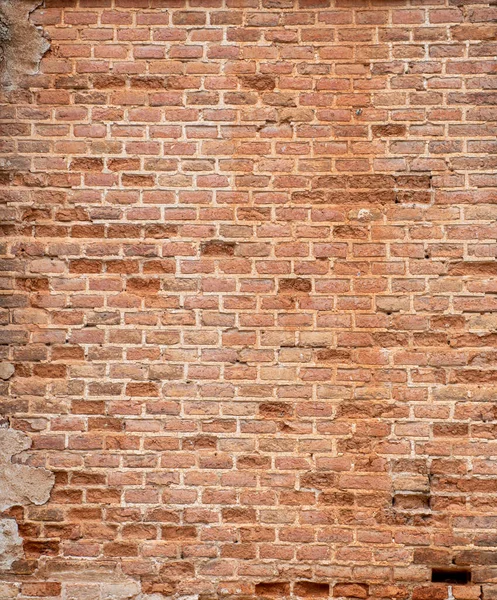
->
left=0, top=0, right=49, bottom=89
left=0, top=427, right=55, bottom=512
left=0, top=518, right=22, bottom=571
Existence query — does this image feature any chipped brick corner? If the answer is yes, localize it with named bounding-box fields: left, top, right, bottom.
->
left=0, top=0, right=496, bottom=599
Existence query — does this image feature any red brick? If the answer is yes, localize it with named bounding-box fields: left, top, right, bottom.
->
left=2, top=1, right=496, bottom=597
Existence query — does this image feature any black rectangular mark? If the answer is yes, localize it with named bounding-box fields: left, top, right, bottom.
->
left=431, top=568, right=471, bottom=585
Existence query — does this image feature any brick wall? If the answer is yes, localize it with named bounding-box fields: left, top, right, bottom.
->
left=1, top=0, right=497, bottom=598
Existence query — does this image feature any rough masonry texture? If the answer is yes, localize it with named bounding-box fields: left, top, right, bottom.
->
left=0, top=0, right=497, bottom=599
left=0, top=427, right=55, bottom=573
left=0, top=0, right=49, bottom=90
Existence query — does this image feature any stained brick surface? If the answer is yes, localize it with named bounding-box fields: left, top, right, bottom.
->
left=1, top=0, right=497, bottom=598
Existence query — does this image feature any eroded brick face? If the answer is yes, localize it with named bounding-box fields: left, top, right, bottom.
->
left=1, top=0, right=497, bottom=598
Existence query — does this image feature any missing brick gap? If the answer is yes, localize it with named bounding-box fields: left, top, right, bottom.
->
left=432, top=568, right=471, bottom=585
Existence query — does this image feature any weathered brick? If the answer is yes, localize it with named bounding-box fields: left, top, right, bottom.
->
left=1, top=0, right=496, bottom=597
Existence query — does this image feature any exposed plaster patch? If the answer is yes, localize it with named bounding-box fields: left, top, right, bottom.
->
left=0, top=426, right=54, bottom=572
left=0, top=427, right=55, bottom=512
left=0, top=0, right=49, bottom=89
left=0, top=518, right=23, bottom=570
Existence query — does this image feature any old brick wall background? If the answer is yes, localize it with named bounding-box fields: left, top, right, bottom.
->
left=1, top=0, right=497, bottom=598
